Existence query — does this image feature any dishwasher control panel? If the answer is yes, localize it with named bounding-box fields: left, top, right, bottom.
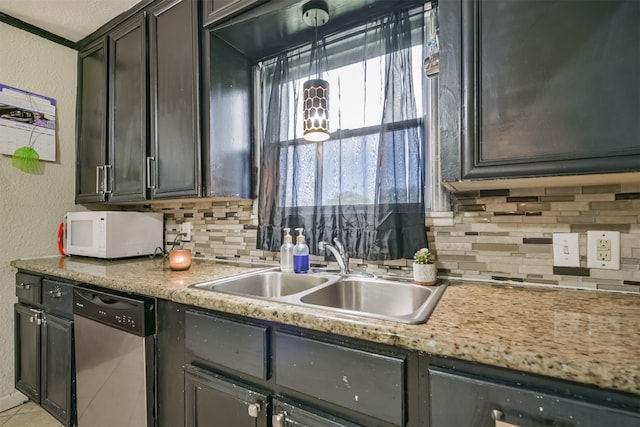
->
left=73, top=287, right=155, bottom=336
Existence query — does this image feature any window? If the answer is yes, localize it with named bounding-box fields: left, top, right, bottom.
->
left=257, top=7, right=429, bottom=260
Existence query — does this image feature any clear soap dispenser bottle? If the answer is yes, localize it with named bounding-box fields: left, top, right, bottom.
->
left=280, top=228, right=294, bottom=273
left=293, top=228, right=310, bottom=274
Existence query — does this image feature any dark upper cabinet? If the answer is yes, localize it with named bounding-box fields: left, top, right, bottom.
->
left=202, top=32, right=252, bottom=199
left=440, top=0, right=640, bottom=183
left=202, top=0, right=267, bottom=27
left=77, top=16, right=147, bottom=203
left=76, top=0, right=206, bottom=203
left=76, top=39, right=108, bottom=203
left=148, top=0, right=201, bottom=199
left=108, top=13, right=148, bottom=202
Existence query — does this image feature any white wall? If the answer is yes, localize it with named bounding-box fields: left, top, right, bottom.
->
left=0, top=22, right=78, bottom=409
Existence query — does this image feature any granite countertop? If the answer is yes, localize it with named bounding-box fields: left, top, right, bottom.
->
left=10, top=256, right=640, bottom=396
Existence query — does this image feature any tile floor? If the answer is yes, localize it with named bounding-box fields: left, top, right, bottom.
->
left=0, top=402, right=62, bottom=427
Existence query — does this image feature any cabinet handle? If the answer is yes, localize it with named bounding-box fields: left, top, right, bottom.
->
left=247, top=403, right=261, bottom=418
left=49, top=289, right=62, bottom=298
left=272, top=412, right=285, bottom=427
left=16, top=282, right=32, bottom=290
left=104, top=164, right=112, bottom=194
left=146, top=156, right=156, bottom=189
left=96, top=165, right=104, bottom=193
left=491, top=409, right=520, bottom=427
left=28, top=309, right=44, bottom=326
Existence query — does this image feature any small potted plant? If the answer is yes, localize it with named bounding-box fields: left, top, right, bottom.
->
left=413, top=248, right=437, bottom=286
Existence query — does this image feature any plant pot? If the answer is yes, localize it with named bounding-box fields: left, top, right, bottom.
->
left=413, top=263, right=437, bottom=286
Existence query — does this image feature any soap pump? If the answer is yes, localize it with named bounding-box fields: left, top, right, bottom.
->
left=293, top=228, right=310, bottom=274
left=280, top=228, right=294, bottom=273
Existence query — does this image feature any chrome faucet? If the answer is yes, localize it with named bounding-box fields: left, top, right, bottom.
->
left=318, top=238, right=350, bottom=275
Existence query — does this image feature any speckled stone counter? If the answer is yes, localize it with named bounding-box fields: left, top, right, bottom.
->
left=10, top=256, right=640, bottom=397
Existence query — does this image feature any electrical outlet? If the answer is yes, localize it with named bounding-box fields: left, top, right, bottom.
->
left=596, top=239, right=611, bottom=261
left=552, top=233, right=580, bottom=267
left=587, top=231, right=620, bottom=270
left=181, top=222, right=192, bottom=242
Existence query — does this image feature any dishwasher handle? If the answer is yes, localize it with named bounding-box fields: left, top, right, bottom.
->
left=73, top=287, right=156, bottom=337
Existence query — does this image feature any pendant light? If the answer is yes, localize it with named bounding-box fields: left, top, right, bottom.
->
left=302, top=1, right=330, bottom=142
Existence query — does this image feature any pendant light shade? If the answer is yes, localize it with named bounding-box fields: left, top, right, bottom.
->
left=303, top=78, right=330, bottom=142
left=302, top=1, right=330, bottom=142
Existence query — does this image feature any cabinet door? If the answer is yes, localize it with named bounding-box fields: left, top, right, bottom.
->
left=14, top=304, right=42, bottom=403
left=108, top=13, right=148, bottom=202
left=202, top=32, right=253, bottom=198
left=202, top=0, right=267, bottom=27
left=148, top=0, right=201, bottom=199
left=157, top=300, right=185, bottom=427
left=76, top=39, right=108, bottom=203
left=41, top=314, right=74, bottom=426
left=185, top=365, right=268, bottom=427
left=440, top=0, right=640, bottom=182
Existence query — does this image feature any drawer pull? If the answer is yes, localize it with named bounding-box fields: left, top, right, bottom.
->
left=247, top=403, right=260, bottom=418
left=16, top=283, right=32, bottom=290
left=491, top=409, right=520, bottom=427
left=49, top=289, right=62, bottom=298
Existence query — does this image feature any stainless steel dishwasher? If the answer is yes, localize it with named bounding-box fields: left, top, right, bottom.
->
left=73, top=286, right=155, bottom=427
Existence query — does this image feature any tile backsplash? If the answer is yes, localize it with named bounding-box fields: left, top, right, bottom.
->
left=138, top=182, right=640, bottom=292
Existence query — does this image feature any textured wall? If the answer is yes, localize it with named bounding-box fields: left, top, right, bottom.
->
left=0, top=23, right=78, bottom=406
left=146, top=181, right=640, bottom=292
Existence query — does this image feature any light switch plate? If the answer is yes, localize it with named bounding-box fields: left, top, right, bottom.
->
left=552, top=233, right=580, bottom=267
left=587, top=231, right=620, bottom=270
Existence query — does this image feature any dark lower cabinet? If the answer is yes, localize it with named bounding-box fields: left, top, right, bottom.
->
left=185, top=365, right=268, bottom=427
left=14, top=275, right=75, bottom=427
left=181, top=308, right=417, bottom=427
left=14, top=303, right=42, bottom=403
left=40, top=315, right=74, bottom=425
left=429, top=366, right=640, bottom=427
left=14, top=306, right=74, bottom=426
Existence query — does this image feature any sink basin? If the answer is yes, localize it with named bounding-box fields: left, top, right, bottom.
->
left=192, top=270, right=336, bottom=298
left=191, top=269, right=446, bottom=324
left=300, top=278, right=446, bottom=324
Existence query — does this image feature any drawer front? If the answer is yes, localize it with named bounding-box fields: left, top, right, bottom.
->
left=185, top=310, right=268, bottom=380
left=15, top=272, right=42, bottom=305
left=275, top=332, right=405, bottom=426
left=429, top=368, right=640, bottom=427
left=42, top=279, right=74, bottom=319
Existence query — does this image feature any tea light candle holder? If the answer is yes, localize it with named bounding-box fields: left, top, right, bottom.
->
left=169, top=249, right=192, bottom=271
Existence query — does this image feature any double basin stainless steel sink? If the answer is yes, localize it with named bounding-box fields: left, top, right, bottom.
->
left=190, top=268, right=446, bottom=324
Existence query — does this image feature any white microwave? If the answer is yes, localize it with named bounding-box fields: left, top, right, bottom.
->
left=63, top=211, right=163, bottom=259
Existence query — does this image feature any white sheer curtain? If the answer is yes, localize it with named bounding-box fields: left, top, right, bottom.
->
left=257, top=7, right=428, bottom=260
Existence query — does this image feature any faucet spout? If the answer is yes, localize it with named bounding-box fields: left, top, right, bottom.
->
left=318, top=239, right=350, bottom=275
